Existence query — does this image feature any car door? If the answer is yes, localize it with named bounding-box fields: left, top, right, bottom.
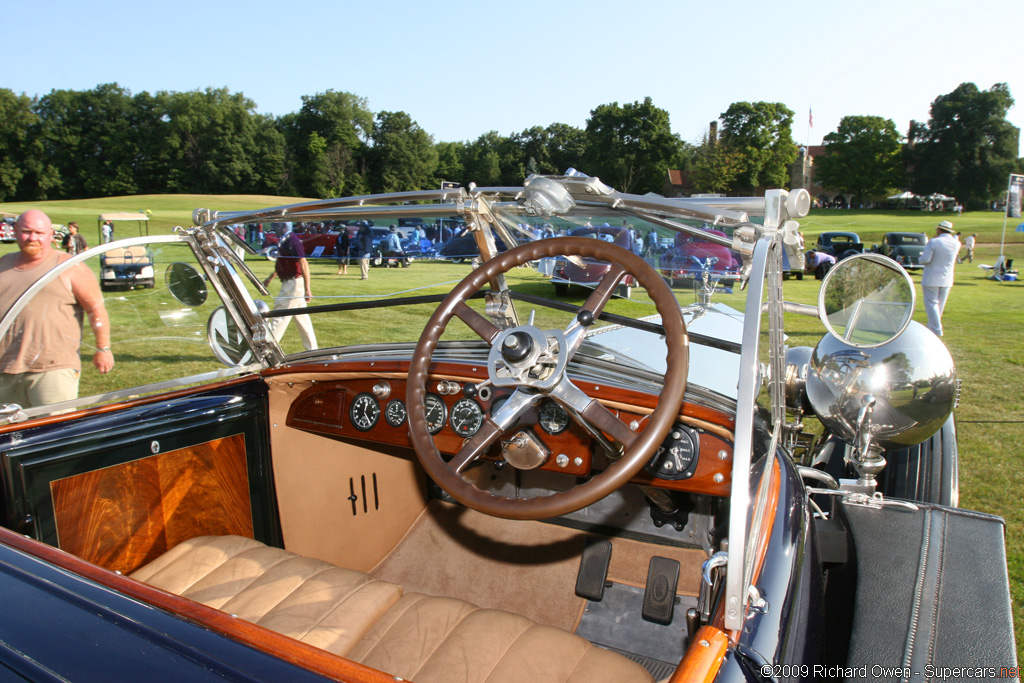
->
left=0, top=233, right=282, bottom=574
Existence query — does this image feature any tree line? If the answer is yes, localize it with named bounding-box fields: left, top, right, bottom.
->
left=0, top=82, right=1019, bottom=208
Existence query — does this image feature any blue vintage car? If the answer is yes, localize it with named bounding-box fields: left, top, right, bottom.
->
left=0, top=173, right=1015, bottom=681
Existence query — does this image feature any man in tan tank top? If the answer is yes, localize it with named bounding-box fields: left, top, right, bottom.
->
left=0, top=210, right=114, bottom=409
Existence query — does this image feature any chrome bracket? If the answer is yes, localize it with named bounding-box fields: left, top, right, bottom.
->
left=0, top=403, right=27, bottom=425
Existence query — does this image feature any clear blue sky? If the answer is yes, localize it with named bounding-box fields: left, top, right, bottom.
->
left=4, top=0, right=1022, bottom=156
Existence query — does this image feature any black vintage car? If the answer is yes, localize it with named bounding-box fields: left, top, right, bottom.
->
left=0, top=173, right=1016, bottom=681
left=873, top=231, right=929, bottom=270
left=814, top=230, right=864, bottom=260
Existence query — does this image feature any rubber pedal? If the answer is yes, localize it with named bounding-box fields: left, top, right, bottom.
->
left=642, top=556, right=680, bottom=625
left=575, top=539, right=612, bottom=601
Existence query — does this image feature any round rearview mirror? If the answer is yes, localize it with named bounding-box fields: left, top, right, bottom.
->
left=206, top=306, right=253, bottom=366
left=818, top=253, right=914, bottom=347
left=165, top=262, right=208, bottom=307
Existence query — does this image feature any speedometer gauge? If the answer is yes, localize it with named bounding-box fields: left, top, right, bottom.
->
left=450, top=398, right=484, bottom=437
left=424, top=393, right=447, bottom=434
left=349, top=393, right=380, bottom=431
left=539, top=400, right=570, bottom=435
left=385, top=399, right=406, bottom=427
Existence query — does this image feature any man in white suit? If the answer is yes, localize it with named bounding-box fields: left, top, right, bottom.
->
left=919, top=220, right=960, bottom=337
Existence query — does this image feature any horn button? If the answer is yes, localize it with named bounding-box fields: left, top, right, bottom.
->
left=488, top=326, right=568, bottom=390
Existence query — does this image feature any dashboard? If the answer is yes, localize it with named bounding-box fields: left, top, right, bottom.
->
left=282, top=361, right=734, bottom=497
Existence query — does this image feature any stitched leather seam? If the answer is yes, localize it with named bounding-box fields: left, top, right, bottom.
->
left=413, top=602, right=482, bottom=681
left=479, top=619, right=532, bottom=683
left=254, top=563, right=338, bottom=625
left=902, top=510, right=931, bottom=676
left=562, top=635, right=593, bottom=683
left=926, top=511, right=948, bottom=669
left=183, top=542, right=294, bottom=596
left=360, top=593, right=428, bottom=663
left=293, top=576, right=395, bottom=640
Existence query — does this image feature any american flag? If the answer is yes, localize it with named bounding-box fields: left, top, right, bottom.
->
left=809, top=107, right=814, bottom=129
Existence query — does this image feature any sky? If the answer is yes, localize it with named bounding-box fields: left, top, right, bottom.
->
left=4, top=0, right=1023, bottom=157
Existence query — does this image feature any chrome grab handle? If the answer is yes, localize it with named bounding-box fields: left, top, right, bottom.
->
left=698, top=551, right=729, bottom=624
left=0, top=403, right=27, bottom=425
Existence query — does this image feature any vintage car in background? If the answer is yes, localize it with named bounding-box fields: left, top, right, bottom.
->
left=658, top=227, right=742, bottom=287
left=814, top=230, right=864, bottom=260
left=0, top=172, right=1016, bottom=681
left=873, top=231, right=929, bottom=270
left=550, top=224, right=637, bottom=297
left=438, top=232, right=513, bottom=263
left=0, top=217, right=15, bottom=242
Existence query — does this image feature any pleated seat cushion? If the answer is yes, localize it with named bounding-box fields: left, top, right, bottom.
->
left=131, top=535, right=404, bottom=657
left=348, top=592, right=653, bottom=683
left=132, top=535, right=653, bottom=683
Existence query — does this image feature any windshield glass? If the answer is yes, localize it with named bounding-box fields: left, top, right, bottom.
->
left=0, top=238, right=256, bottom=417
left=228, top=200, right=753, bottom=402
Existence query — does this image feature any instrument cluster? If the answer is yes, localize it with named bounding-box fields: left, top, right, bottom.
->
left=286, top=374, right=733, bottom=495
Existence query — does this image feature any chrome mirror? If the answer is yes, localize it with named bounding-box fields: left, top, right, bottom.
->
left=165, top=262, right=208, bottom=307
left=818, top=253, right=914, bottom=347
left=206, top=306, right=254, bottom=366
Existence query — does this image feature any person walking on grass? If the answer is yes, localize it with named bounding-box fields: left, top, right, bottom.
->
left=963, top=233, right=976, bottom=264
left=61, top=222, right=87, bottom=255
left=262, top=228, right=317, bottom=351
left=919, top=220, right=960, bottom=337
left=355, top=223, right=374, bottom=280
left=335, top=228, right=352, bottom=275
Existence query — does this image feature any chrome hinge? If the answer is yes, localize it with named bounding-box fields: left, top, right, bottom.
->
left=0, top=403, right=27, bottom=425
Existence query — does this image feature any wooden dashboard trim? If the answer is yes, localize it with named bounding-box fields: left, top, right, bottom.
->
left=273, top=360, right=734, bottom=497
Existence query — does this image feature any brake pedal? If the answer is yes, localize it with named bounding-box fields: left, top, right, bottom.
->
left=642, top=556, right=680, bottom=625
left=575, top=539, right=612, bottom=601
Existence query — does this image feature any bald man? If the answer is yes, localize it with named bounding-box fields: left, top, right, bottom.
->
left=0, top=209, right=114, bottom=408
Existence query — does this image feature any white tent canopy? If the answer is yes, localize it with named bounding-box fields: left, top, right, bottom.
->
left=888, top=191, right=917, bottom=200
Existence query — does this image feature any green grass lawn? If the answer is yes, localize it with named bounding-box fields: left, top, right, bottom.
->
left=2, top=196, right=1022, bottom=658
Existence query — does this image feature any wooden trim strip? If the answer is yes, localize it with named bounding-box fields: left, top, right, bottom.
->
left=0, top=527, right=396, bottom=683
left=670, top=625, right=729, bottom=683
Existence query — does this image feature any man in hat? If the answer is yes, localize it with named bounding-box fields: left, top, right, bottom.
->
left=919, top=220, right=960, bottom=337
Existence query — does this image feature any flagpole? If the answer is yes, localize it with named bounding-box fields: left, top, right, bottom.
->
left=1000, top=175, right=1010, bottom=262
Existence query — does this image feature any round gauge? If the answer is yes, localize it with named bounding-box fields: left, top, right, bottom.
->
left=450, top=398, right=484, bottom=437
left=424, top=393, right=447, bottom=435
left=349, top=393, right=380, bottom=431
left=644, top=423, right=700, bottom=481
left=385, top=399, right=407, bottom=427
left=539, top=400, right=570, bottom=435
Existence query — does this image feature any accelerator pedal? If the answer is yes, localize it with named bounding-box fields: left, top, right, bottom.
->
left=575, top=539, right=612, bottom=601
left=642, top=556, right=680, bottom=625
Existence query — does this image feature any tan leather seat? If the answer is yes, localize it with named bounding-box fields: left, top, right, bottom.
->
left=132, top=535, right=653, bottom=683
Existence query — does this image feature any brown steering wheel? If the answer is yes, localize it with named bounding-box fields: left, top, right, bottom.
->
left=407, top=236, right=688, bottom=520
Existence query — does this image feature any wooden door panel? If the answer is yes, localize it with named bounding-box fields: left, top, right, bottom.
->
left=52, top=434, right=253, bottom=574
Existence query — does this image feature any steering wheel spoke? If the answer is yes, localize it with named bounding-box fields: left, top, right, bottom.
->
left=450, top=420, right=503, bottom=474
left=453, top=300, right=501, bottom=343
left=550, top=377, right=638, bottom=451
left=407, top=236, right=688, bottom=520
left=583, top=264, right=628, bottom=319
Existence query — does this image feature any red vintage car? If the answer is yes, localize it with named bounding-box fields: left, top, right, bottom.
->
left=659, top=228, right=741, bottom=286
left=551, top=225, right=638, bottom=297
